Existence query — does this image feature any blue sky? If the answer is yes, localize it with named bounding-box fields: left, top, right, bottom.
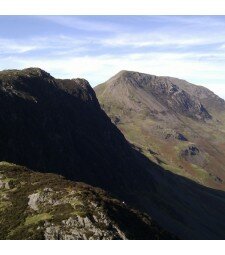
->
left=0, top=16, right=225, bottom=98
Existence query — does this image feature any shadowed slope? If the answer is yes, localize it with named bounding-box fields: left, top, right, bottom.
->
left=0, top=68, right=151, bottom=196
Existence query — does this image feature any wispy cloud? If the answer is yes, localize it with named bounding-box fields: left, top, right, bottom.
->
left=0, top=38, right=38, bottom=54
left=0, top=35, right=93, bottom=57
left=100, top=33, right=213, bottom=48
left=2, top=51, right=225, bottom=98
left=41, top=16, right=121, bottom=32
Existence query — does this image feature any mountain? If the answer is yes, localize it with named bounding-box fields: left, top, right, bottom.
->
left=95, top=70, right=225, bottom=190
left=95, top=70, right=212, bottom=120
left=2, top=68, right=225, bottom=239
left=0, top=68, right=152, bottom=197
left=0, top=162, right=171, bottom=240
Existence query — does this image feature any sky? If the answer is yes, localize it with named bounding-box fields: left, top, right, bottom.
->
left=0, top=15, right=225, bottom=98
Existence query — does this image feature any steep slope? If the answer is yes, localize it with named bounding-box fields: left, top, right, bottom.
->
left=95, top=70, right=225, bottom=190
left=0, top=68, right=152, bottom=198
left=167, top=77, right=225, bottom=113
left=0, top=162, right=171, bottom=240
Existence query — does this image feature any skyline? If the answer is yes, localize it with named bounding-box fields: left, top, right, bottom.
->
left=0, top=16, right=225, bottom=98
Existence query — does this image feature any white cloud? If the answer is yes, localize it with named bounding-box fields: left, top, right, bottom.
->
left=101, top=34, right=206, bottom=48
left=100, top=31, right=225, bottom=48
left=1, top=51, right=224, bottom=99
left=0, top=38, right=38, bottom=53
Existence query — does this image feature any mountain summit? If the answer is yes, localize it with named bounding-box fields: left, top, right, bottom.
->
left=96, top=70, right=213, bottom=121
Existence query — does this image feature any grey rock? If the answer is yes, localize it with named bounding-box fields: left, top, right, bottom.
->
left=28, top=188, right=59, bottom=211
left=28, top=193, right=40, bottom=211
left=43, top=214, right=125, bottom=240
left=180, top=144, right=206, bottom=167
left=0, top=180, right=11, bottom=189
left=4, top=182, right=10, bottom=189
left=0, top=180, right=4, bottom=188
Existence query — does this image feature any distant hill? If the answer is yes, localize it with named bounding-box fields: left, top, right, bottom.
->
left=95, top=70, right=225, bottom=190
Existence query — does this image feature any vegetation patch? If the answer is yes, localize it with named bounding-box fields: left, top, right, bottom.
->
left=25, top=213, right=52, bottom=226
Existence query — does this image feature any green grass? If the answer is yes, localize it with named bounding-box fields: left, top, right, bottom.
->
left=0, top=201, right=11, bottom=211
left=161, top=163, right=186, bottom=176
left=25, top=213, right=52, bottom=226
left=191, top=164, right=209, bottom=181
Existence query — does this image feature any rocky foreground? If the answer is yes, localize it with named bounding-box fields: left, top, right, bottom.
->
left=0, top=162, right=172, bottom=240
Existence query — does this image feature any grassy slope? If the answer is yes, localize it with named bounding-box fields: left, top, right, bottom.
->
left=95, top=82, right=225, bottom=191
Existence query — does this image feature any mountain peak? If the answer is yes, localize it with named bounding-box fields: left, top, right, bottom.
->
left=0, top=67, right=52, bottom=80
left=107, top=70, right=131, bottom=82
left=22, top=67, right=51, bottom=78
left=56, top=78, right=98, bottom=103
left=115, top=70, right=132, bottom=76
left=110, top=70, right=151, bottom=82
left=95, top=70, right=212, bottom=121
